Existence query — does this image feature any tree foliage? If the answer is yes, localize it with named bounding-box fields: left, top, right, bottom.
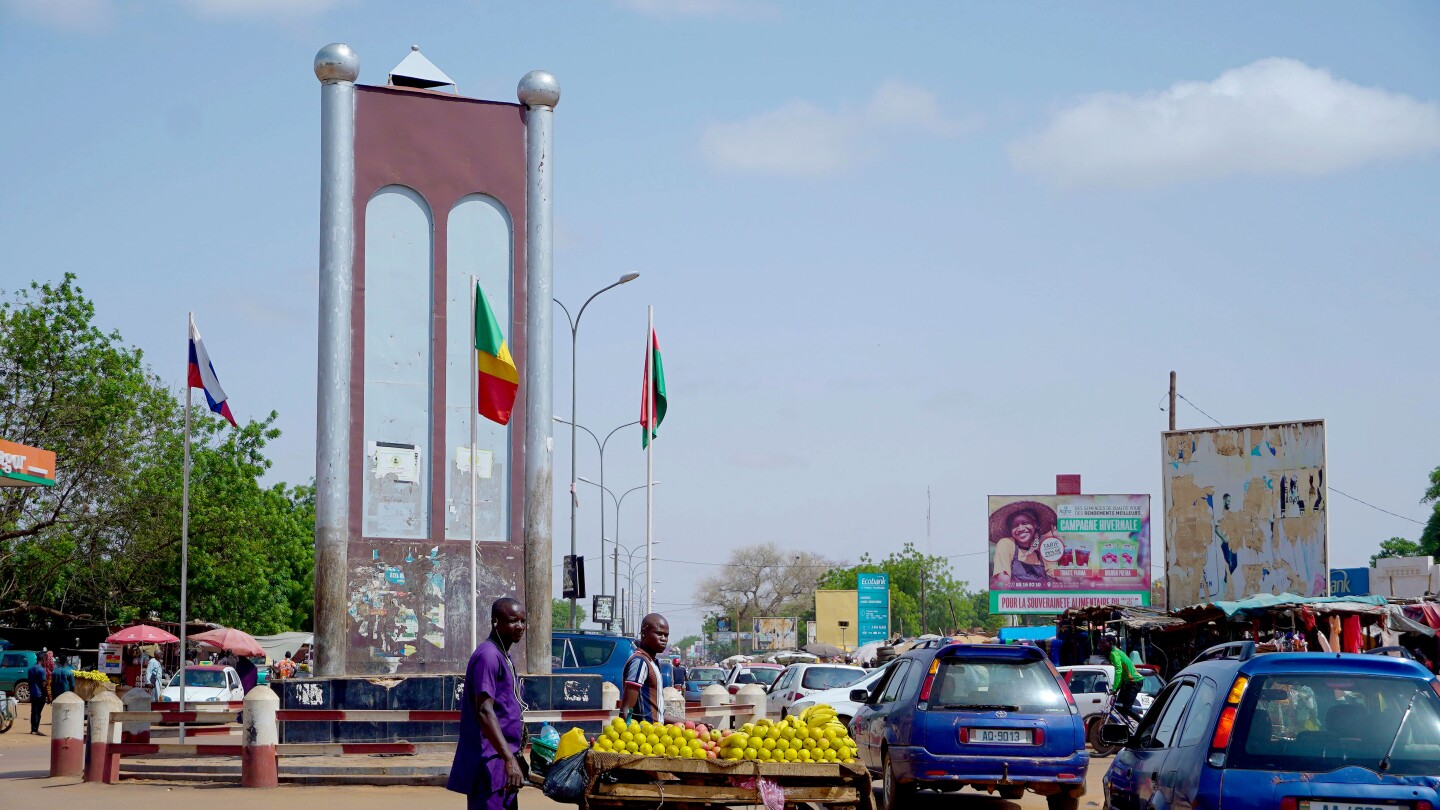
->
left=820, top=543, right=1001, bottom=635
left=0, top=275, right=314, bottom=633
left=695, top=542, right=838, bottom=626
left=1371, top=536, right=1425, bottom=567
left=1420, top=464, right=1440, bottom=561
left=553, top=598, right=587, bottom=628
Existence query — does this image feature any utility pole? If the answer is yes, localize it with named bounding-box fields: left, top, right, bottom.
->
left=920, top=569, right=928, bottom=636
left=1168, top=370, right=1177, bottom=431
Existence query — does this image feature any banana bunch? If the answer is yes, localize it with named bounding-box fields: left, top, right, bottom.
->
left=798, top=704, right=840, bottom=728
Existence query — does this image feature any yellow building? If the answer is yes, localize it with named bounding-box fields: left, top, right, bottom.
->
left=814, top=590, right=858, bottom=650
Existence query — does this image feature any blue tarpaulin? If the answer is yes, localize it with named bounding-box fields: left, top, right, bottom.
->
left=1209, top=592, right=1389, bottom=618
left=998, top=626, right=1057, bottom=642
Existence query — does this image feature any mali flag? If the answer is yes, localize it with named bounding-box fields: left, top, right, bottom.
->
left=641, top=327, right=667, bottom=447
left=475, top=283, right=518, bottom=425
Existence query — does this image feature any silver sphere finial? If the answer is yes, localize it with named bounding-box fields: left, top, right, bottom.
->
left=314, top=43, right=360, bottom=83
left=517, top=70, right=561, bottom=108
left=411, top=44, right=419, bottom=51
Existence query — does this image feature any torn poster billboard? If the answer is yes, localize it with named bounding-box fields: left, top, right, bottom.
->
left=1162, top=420, right=1327, bottom=609
left=988, top=495, right=1152, bottom=614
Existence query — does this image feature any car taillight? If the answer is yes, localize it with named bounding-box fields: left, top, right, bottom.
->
left=728, top=685, right=739, bottom=695
left=791, top=692, right=803, bottom=702
left=917, top=658, right=941, bottom=702
left=1210, top=675, right=1248, bottom=754
left=958, top=727, right=969, bottom=743
left=1047, top=661, right=1079, bottom=715
left=1033, top=727, right=1045, bottom=745
left=1280, top=798, right=1297, bottom=810
left=1416, top=802, right=1433, bottom=810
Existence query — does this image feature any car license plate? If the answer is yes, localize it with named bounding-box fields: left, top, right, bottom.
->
left=1303, top=803, right=1405, bottom=810
left=970, top=728, right=1032, bottom=744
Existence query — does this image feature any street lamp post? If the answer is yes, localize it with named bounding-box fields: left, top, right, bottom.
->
left=554, top=273, right=639, bottom=628
left=556, top=418, right=638, bottom=628
left=578, top=478, right=657, bottom=631
left=615, top=541, right=654, bottom=635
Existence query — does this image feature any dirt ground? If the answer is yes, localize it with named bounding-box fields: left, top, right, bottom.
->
left=2, top=701, right=1110, bottom=808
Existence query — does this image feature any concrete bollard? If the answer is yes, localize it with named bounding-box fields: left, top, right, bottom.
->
left=121, top=687, right=152, bottom=743
left=50, top=692, right=86, bottom=778
left=735, top=684, right=768, bottom=727
left=663, top=686, right=685, bottom=722
left=700, top=684, right=732, bottom=729
left=241, top=685, right=279, bottom=788
left=601, top=681, right=620, bottom=713
left=85, top=691, right=124, bottom=784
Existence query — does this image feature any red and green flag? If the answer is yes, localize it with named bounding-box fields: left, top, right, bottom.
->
left=474, top=282, right=518, bottom=425
left=641, top=327, right=667, bottom=447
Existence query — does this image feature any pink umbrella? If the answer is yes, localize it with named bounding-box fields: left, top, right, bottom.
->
left=105, top=624, right=179, bottom=644
left=190, top=627, right=265, bottom=657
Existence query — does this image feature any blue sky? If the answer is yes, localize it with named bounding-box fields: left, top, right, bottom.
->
left=3, top=1, right=1438, bottom=638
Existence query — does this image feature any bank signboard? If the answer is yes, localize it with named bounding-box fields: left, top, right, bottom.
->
left=856, top=573, right=890, bottom=644
left=988, top=494, right=1152, bottom=614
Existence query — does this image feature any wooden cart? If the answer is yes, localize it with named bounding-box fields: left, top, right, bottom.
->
left=582, top=751, right=876, bottom=810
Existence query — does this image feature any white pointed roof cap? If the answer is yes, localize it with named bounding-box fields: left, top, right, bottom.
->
left=388, top=45, right=456, bottom=92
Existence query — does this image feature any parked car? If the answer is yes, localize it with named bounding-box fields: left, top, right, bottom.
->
left=766, top=663, right=868, bottom=717
left=851, top=642, right=1087, bottom=810
left=682, top=666, right=727, bottom=703
left=723, top=662, right=783, bottom=695
left=788, top=662, right=896, bottom=730
left=551, top=631, right=673, bottom=693
left=159, top=665, right=245, bottom=703
left=0, top=650, right=39, bottom=702
left=1059, top=663, right=1164, bottom=748
left=1101, top=643, right=1440, bottom=810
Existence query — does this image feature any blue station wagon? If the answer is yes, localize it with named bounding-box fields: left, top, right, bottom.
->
left=1102, top=642, right=1440, bottom=810
left=851, top=642, right=1088, bottom=810
left=551, top=631, right=672, bottom=693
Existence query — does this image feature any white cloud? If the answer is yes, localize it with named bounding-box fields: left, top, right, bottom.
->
left=617, top=0, right=777, bottom=19
left=700, top=81, right=969, bottom=177
left=1010, top=58, right=1440, bottom=189
left=4, top=0, right=115, bottom=32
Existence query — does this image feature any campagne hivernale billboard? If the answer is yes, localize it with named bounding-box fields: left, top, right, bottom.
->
left=1162, top=420, right=1327, bottom=609
left=988, top=494, right=1152, bottom=614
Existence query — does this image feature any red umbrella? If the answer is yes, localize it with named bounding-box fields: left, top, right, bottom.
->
left=190, top=627, right=265, bottom=657
left=105, top=624, right=179, bottom=644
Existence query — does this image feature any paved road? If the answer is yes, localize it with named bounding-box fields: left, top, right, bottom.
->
left=3, top=702, right=1110, bottom=808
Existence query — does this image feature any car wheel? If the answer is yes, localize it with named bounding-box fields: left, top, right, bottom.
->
left=1088, top=718, right=1120, bottom=757
left=881, top=751, right=915, bottom=810
left=13, top=682, right=29, bottom=703
left=999, top=786, right=1025, bottom=800
left=1047, top=791, right=1079, bottom=810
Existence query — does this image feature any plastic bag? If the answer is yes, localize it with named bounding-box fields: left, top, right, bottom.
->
left=532, top=723, right=560, bottom=764
left=555, top=726, right=589, bottom=761
left=541, top=750, right=588, bottom=805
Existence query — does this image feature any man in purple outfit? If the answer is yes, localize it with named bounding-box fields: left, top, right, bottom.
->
left=448, top=597, right=527, bottom=809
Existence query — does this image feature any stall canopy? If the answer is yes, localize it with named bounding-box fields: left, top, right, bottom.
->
left=1203, top=592, right=1389, bottom=619
left=998, top=626, right=1057, bottom=643
left=253, top=632, right=312, bottom=664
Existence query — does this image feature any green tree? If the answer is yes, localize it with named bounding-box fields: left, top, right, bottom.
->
left=553, top=598, right=587, bottom=628
left=1371, top=536, right=1425, bottom=567
left=695, top=542, right=838, bottom=635
left=1420, top=465, right=1440, bottom=560
left=819, top=543, right=999, bottom=636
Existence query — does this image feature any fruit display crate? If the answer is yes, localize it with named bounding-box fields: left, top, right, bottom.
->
left=582, top=751, right=876, bottom=809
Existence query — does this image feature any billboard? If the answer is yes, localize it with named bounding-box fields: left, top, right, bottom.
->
left=1163, top=420, right=1327, bottom=608
left=752, top=617, right=798, bottom=651
left=857, top=573, right=891, bottom=644
left=1329, top=567, right=1369, bottom=597
left=988, top=495, right=1152, bottom=614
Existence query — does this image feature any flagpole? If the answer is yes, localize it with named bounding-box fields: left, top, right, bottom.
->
left=180, top=313, right=192, bottom=745
left=645, top=306, right=654, bottom=619
left=470, top=277, right=480, bottom=653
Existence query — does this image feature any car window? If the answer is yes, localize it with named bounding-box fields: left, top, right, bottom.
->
left=688, top=667, right=724, bottom=684
left=1176, top=678, right=1218, bottom=747
left=1131, top=680, right=1185, bottom=748
left=1228, top=673, right=1440, bottom=777
left=751, top=668, right=782, bottom=686
left=931, top=657, right=1068, bottom=714
left=1141, top=672, right=1165, bottom=697
left=735, top=670, right=756, bottom=685
left=802, top=667, right=865, bottom=691
left=168, top=669, right=227, bottom=688
left=1069, top=670, right=1106, bottom=694
left=775, top=669, right=795, bottom=690
left=0, top=654, right=22, bottom=668
left=880, top=661, right=913, bottom=703
left=1144, top=681, right=1195, bottom=749
left=571, top=638, right=616, bottom=667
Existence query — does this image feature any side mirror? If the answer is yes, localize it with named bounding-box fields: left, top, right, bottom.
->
left=1099, top=724, right=1132, bottom=747
left=849, top=689, right=870, bottom=703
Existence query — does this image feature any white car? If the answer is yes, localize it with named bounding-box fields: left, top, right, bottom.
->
left=159, top=665, right=245, bottom=703
left=1058, top=663, right=1165, bottom=724
left=785, top=662, right=895, bottom=729
left=765, top=663, right=868, bottom=716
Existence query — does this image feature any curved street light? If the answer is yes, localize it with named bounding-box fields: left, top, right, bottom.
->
left=558, top=417, right=639, bottom=625
left=554, top=273, right=639, bottom=628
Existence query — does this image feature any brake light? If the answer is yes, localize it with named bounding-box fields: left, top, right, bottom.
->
left=791, top=692, right=803, bottom=702
left=917, top=658, right=941, bottom=702
left=1210, top=675, right=1248, bottom=754
left=1033, top=727, right=1045, bottom=745
left=1280, top=798, right=1297, bottom=810
left=1417, top=802, right=1433, bottom=810
left=958, top=727, right=969, bottom=743
left=728, top=685, right=739, bottom=695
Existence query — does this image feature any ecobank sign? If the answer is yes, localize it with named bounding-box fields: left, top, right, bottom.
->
left=856, top=573, right=890, bottom=645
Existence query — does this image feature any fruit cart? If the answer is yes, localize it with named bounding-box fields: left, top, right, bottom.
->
left=581, top=752, right=875, bottom=809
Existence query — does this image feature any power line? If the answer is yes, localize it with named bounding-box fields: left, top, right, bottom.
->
left=1176, top=393, right=1224, bottom=427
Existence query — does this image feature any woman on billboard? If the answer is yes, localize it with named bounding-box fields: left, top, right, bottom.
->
left=989, top=500, right=1060, bottom=588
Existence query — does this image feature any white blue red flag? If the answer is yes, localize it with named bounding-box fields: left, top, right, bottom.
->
left=187, top=315, right=237, bottom=427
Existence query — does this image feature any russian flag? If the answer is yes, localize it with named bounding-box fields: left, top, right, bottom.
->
left=187, top=315, right=237, bottom=427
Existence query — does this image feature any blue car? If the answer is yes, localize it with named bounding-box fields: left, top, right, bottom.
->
left=683, top=666, right=727, bottom=703
left=551, top=631, right=672, bottom=693
left=851, top=642, right=1088, bottom=810
left=1102, top=642, right=1440, bottom=810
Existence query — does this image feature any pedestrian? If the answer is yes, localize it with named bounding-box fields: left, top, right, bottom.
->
left=448, top=597, right=527, bottom=810
left=27, top=657, right=47, bottom=735
left=145, top=650, right=164, bottom=695
left=672, top=657, right=687, bottom=690
left=40, top=650, right=55, bottom=703
left=619, top=613, right=669, bottom=723
left=274, top=651, right=297, bottom=680
left=233, top=651, right=258, bottom=694
left=1099, top=635, right=1144, bottom=723
left=52, top=657, right=76, bottom=697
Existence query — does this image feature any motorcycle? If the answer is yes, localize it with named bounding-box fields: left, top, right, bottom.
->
left=0, top=689, right=16, bottom=734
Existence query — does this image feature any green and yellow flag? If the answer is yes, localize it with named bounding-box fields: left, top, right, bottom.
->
left=475, top=282, right=518, bottom=425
